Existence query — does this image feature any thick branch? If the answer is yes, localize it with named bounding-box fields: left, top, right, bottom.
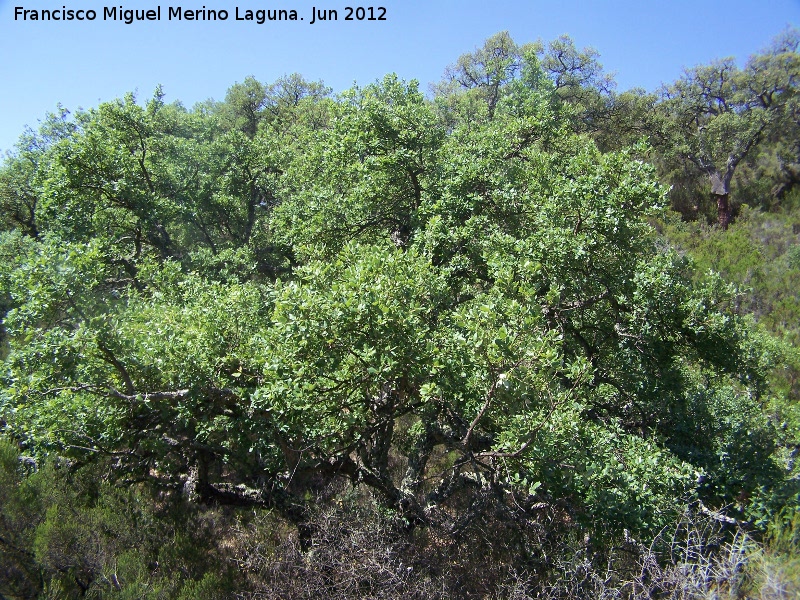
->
left=97, top=342, right=135, bottom=396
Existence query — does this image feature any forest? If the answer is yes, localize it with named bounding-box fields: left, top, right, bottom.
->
left=0, top=29, right=799, bottom=599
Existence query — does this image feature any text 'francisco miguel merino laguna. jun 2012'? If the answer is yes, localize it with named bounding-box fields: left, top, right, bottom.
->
left=13, top=5, right=388, bottom=24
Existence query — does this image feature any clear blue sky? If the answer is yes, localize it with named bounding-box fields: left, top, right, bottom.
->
left=1, top=0, right=798, bottom=154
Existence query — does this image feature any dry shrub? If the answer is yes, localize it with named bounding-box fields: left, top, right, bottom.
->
left=225, top=485, right=578, bottom=599
left=197, top=491, right=800, bottom=599
left=229, top=496, right=441, bottom=599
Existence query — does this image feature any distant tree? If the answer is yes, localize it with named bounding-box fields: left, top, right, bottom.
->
left=220, top=76, right=269, bottom=138
left=534, top=34, right=616, bottom=134
left=264, top=73, right=332, bottom=133
left=437, top=31, right=522, bottom=120
left=659, top=28, right=800, bottom=228
left=435, top=32, right=625, bottom=151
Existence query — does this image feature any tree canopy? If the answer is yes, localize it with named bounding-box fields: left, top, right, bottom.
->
left=1, top=31, right=799, bottom=600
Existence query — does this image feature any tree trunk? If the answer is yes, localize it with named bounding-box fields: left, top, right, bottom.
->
left=715, top=193, right=731, bottom=230
left=183, top=454, right=210, bottom=503
left=708, top=170, right=732, bottom=230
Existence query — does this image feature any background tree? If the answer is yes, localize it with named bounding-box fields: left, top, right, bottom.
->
left=658, top=28, right=800, bottom=228
left=533, top=34, right=617, bottom=137
left=436, top=31, right=523, bottom=122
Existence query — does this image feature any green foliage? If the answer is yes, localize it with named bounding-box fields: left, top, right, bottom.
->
left=273, top=75, right=442, bottom=258
left=0, top=435, right=239, bottom=599
left=1, top=30, right=799, bottom=599
left=656, top=28, right=800, bottom=222
left=663, top=207, right=800, bottom=347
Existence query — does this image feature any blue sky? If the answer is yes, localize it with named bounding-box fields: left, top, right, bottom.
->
left=1, top=0, right=798, bottom=154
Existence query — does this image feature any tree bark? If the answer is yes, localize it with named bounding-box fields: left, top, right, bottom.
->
left=706, top=168, right=733, bottom=230
left=715, top=193, right=731, bottom=230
